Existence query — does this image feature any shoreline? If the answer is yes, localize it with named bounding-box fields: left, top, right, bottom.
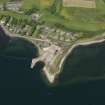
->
left=1, top=24, right=105, bottom=85
left=46, top=36, right=105, bottom=84
left=43, top=38, right=105, bottom=84
left=58, top=37, right=105, bottom=76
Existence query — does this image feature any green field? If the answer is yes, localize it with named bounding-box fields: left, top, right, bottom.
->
left=21, top=0, right=54, bottom=10
left=42, top=0, right=105, bottom=33
left=0, top=0, right=9, bottom=4
left=60, top=0, right=105, bottom=25
left=1, top=0, right=105, bottom=34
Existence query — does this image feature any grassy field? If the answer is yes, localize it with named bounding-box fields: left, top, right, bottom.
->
left=0, top=0, right=9, bottom=4
left=61, top=0, right=105, bottom=18
left=21, top=0, right=54, bottom=10
left=42, top=13, right=105, bottom=32
left=21, top=0, right=105, bottom=34
left=63, top=0, right=96, bottom=8
left=41, top=0, right=105, bottom=33
left=1, top=0, right=105, bottom=34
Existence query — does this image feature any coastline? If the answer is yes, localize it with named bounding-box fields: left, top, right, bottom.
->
left=43, top=38, right=105, bottom=84
left=50, top=36, right=105, bottom=84
left=58, top=37, right=105, bottom=76
left=46, top=35, right=105, bottom=84
left=1, top=24, right=105, bottom=85
left=43, top=67, right=55, bottom=83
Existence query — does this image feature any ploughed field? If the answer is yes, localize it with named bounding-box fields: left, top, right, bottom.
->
left=63, top=0, right=96, bottom=8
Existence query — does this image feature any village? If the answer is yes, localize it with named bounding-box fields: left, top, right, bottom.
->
left=1, top=0, right=104, bottom=83
left=0, top=0, right=83, bottom=48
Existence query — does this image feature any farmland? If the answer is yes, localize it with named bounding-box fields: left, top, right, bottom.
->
left=63, top=0, right=96, bottom=8
left=21, top=0, right=55, bottom=10
left=50, top=0, right=105, bottom=33
left=1, top=0, right=105, bottom=35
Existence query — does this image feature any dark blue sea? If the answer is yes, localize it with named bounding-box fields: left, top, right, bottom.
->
left=1, top=41, right=105, bottom=105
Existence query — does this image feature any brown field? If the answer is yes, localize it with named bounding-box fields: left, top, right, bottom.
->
left=63, top=0, right=96, bottom=8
